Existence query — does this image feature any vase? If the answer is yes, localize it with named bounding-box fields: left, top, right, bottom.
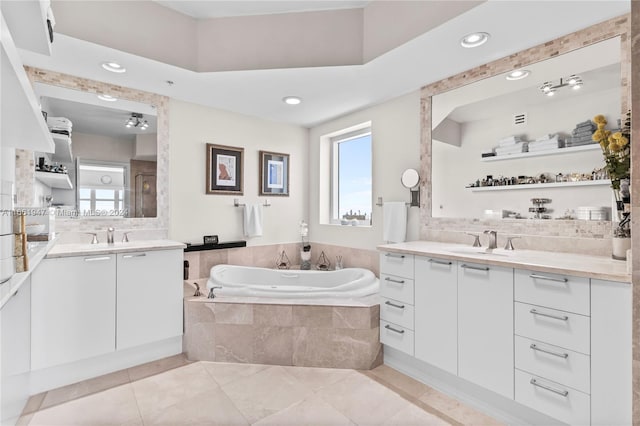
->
left=612, top=236, right=631, bottom=260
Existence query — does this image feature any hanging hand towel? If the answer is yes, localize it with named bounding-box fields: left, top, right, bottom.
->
left=383, top=202, right=407, bottom=243
left=243, top=203, right=263, bottom=238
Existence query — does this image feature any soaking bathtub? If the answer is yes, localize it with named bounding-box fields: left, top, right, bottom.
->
left=206, top=264, right=379, bottom=298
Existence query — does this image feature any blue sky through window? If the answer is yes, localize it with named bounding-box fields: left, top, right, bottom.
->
left=338, top=134, right=372, bottom=219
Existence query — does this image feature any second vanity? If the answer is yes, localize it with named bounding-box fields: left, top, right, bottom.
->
left=378, top=240, right=631, bottom=426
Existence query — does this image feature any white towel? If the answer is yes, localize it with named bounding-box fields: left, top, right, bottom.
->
left=243, top=204, right=263, bottom=238
left=383, top=202, right=407, bottom=243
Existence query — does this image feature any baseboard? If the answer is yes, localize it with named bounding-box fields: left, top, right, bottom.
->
left=30, top=336, right=182, bottom=394
left=383, top=346, right=565, bottom=426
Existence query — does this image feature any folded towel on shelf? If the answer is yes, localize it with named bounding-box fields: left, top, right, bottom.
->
left=495, top=142, right=528, bottom=155
left=383, top=202, right=407, bottom=243
left=498, top=136, right=524, bottom=147
left=575, top=119, right=595, bottom=128
left=243, top=204, right=263, bottom=238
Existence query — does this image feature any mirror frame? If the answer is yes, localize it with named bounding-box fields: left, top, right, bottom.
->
left=419, top=14, right=630, bottom=246
left=25, top=66, right=169, bottom=233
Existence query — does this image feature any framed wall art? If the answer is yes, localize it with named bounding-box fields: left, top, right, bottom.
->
left=206, top=143, right=244, bottom=195
left=259, top=150, right=289, bottom=196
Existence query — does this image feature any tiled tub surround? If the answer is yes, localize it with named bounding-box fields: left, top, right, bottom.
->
left=419, top=14, right=631, bottom=257
left=183, top=281, right=382, bottom=370
left=184, top=242, right=380, bottom=280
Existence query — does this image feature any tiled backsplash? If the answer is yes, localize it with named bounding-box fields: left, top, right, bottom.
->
left=419, top=14, right=631, bottom=256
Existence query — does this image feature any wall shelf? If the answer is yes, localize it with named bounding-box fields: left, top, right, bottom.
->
left=51, top=134, right=73, bottom=163
left=466, top=179, right=611, bottom=192
left=35, top=171, right=73, bottom=190
left=481, top=144, right=601, bottom=162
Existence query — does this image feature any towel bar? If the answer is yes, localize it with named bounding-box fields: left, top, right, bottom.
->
left=375, top=197, right=412, bottom=207
left=234, top=199, right=271, bottom=207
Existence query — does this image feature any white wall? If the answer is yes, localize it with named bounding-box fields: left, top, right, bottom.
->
left=308, top=91, right=421, bottom=250
left=72, top=132, right=134, bottom=163
left=169, top=99, right=309, bottom=245
left=433, top=87, right=619, bottom=219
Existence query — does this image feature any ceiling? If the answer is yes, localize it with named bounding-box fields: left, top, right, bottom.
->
left=19, top=1, right=631, bottom=128
left=154, top=1, right=371, bottom=18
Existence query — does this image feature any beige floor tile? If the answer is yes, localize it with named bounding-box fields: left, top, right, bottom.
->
left=220, top=365, right=314, bottom=423
left=283, top=365, right=354, bottom=391
left=144, top=388, right=248, bottom=425
left=201, top=361, right=270, bottom=386
left=127, top=353, right=191, bottom=382
left=131, top=363, right=219, bottom=419
left=419, top=388, right=502, bottom=426
left=369, top=365, right=430, bottom=399
left=253, top=395, right=355, bottom=426
left=316, top=371, right=409, bottom=425
left=28, top=384, right=142, bottom=426
left=383, top=402, right=451, bottom=426
left=40, top=369, right=130, bottom=409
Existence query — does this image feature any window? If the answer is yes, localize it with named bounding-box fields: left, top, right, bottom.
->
left=331, top=127, right=372, bottom=225
left=78, top=162, right=127, bottom=216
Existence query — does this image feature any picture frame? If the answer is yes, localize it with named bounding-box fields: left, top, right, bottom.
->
left=206, top=143, right=244, bottom=195
left=259, top=150, right=290, bottom=196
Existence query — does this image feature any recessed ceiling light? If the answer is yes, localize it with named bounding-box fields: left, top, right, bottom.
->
left=101, top=61, right=126, bottom=73
left=460, top=32, right=490, bottom=48
left=283, top=96, right=302, bottom=105
left=97, top=94, right=117, bottom=102
left=505, top=70, right=530, bottom=81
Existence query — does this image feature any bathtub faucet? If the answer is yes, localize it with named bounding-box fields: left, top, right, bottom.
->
left=208, top=286, right=222, bottom=299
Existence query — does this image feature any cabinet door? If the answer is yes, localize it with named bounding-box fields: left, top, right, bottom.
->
left=31, top=255, right=116, bottom=370
left=458, top=262, right=514, bottom=399
left=1, top=279, right=30, bottom=424
left=414, top=256, right=457, bottom=375
left=116, top=249, right=183, bottom=350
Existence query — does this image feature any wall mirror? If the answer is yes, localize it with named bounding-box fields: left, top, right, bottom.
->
left=431, top=37, right=621, bottom=220
left=33, top=82, right=158, bottom=218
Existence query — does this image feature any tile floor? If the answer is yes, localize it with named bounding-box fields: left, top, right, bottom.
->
left=18, top=354, right=502, bottom=426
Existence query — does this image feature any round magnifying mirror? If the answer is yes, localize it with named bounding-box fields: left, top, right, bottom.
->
left=401, top=168, right=420, bottom=189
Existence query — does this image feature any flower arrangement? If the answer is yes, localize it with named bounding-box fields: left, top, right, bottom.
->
left=592, top=112, right=631, bottom=238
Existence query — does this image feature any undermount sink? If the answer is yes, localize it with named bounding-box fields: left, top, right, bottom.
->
left=446, top=247, right=514, bottom=257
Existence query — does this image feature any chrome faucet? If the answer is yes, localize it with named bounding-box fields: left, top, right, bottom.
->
left=107, top=227, right=115, bottom=244
left=208, top=286, right=222, bottom=299
left=484, top=230, right=498, bottom=250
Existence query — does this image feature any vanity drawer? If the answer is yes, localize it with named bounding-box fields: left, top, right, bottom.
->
left=515, top=302, right=590, bottom=354
left=515, top=335, right=590, bottom=394
left=380, top=274, right=414, bottom=305
left=515, top=369, right=590, bottom=426
left=380, top=320, right=414, bottom=355
left=515, top=269, right=590, bottom=315
left=380, top=252, right=414, bottom=279
left=380, top=297, right=414, bottom=330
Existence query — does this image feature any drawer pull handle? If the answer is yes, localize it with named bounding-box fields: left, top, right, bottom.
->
left=122, top=253, right=147, bottom=259
left=385, top=253, right=405, bottom=259
left=385, top=301, right=405, bottom=309
left=530, top=378, right=569, bottom=397
left=384, top=324, right=405, bottom=334
left=429, top=259, right=452, bottom=266
left=385, top=277, right=405, bottom=284
left=530, top=308, right=569, bottom=321
left=461, top=264, right=489, bottom=271
left=529, top=274, right=568, bottom=283
left=530, top=343, right=569, bottom=359
left=84, top=256, right=111, bottom=262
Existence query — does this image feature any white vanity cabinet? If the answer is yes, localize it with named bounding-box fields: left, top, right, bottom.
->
left=116, top=250, right=183, bottom=350
left=0, top=278, right=31, bottom=425
left=414, top=256, right=457, bottom=375
left=31, top=254, right=117, bottom=370
left=458, top=262, right=514, bottom=399
left=379, top=252, right=415, bottom=355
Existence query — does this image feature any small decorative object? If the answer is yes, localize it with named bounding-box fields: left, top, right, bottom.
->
left=276, top=250, right=291, bottom=269
left=317, top=251, right=331, bottom=270
left=259, top=151, right=289, bottom=196
left=592, top=113, right=631, bottom=259
left=301, top=244, right=311, bottom=270
left=206, top=143, right=244, bottom=195
left=203, top=235, right=219, bottom=244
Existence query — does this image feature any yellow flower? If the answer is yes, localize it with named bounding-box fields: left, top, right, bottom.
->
left=609, top=142, right=621, bottom=152
left=611, top=131, right=623, bottom=141
left=592, top=129, right=607, bottom=141
left=620, top=136, right=629, bottom=146
left=593, top=114, right=607, bottom=125
left=599, top=140, right=608, bottom=149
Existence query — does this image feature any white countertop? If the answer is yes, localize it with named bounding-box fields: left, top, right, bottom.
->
left=46, top=239, right=186, bottom=258
left=378, top=241, right=630, bottom=283
left=0, top=239, right=57, bottom=309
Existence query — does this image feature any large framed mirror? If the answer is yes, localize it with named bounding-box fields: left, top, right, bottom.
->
left=26, top=67, right=169, bottom=232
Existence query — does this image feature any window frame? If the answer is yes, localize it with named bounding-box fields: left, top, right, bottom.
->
left=77, top=159, right=129, bottom=217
